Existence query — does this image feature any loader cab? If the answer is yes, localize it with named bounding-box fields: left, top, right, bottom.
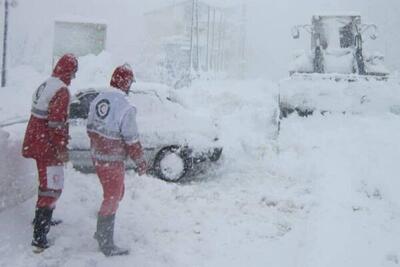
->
left=310, top=15, right=361, bottom=51
left=339, top=22, right=355, bottom=48
left=290, top=14, right=387, bottom=77
left=282, top=15, right=390, bottom=121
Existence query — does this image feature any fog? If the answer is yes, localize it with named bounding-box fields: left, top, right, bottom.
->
left=246, top=0, right=400, bottom=79
left=1, top=2, right=400, bottom=265
left=3, top=0, right=400, bottom=81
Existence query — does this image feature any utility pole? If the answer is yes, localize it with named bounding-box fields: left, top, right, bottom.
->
left=188, top=0, right=195, bottom=76
left=1, top=0, right=16, bottom=87
left=216, top=12, right=223, bottom=72
left=239, top=2, right=247, bottom=78
left=195, top=0, right=199, bottom=71
left=1, top=0, right=10, bottom=87
left=210, top=8, right=216, bottom=71
left=205, top=5, right=210, bottom=72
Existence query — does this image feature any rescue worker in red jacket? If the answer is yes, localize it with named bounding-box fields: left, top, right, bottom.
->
left=22, top=54, right=78, bottom=252
left=87, top=64, right=147, bottom=256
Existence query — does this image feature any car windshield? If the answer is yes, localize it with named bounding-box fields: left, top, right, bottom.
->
left=69, top=91, right=99, bottom=119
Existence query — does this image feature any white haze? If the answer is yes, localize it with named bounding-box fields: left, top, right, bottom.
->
left=4, top=0, right=400, bottom=80
left=1, top=1, right=400, bottom=266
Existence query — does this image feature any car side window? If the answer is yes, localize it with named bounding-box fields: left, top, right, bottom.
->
left=69, top=92, right=99, bottom=119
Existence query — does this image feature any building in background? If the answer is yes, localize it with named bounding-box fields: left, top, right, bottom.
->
left=144, top=0, right=246, bottom=88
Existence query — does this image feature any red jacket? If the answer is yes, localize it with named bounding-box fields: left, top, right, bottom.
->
left=87, top=65, right=145, bottom=164
left=22, top=87, right=70, bottom=163
left=22, top=54, right=77, bottom=163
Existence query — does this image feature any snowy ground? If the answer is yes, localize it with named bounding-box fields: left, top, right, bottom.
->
left=0, top=71, right=400, bottom=266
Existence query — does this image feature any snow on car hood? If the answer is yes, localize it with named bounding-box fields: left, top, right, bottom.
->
left=69, top=83, right=220, bottom=151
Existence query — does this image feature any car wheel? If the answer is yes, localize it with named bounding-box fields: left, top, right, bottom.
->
left=208, top=147, right=223, bottom=162
left=152, top=145, right=190, bottom=182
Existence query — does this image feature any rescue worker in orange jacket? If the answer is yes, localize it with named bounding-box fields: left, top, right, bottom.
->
left=86, top=64, right=147, bottom=256
left=22, top=54, right=78, bottom=252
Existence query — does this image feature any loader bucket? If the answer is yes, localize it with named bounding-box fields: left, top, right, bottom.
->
left=282, top=14, right=396, bottom=120
left=278, top=73, right=400, bottom=119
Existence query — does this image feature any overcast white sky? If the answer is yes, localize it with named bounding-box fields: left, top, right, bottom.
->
left=3, top=0, right=400, bottom=80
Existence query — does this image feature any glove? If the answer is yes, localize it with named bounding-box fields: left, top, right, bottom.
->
left=136, top=159, right=148, bottom=176
left=56, top=150, right=69, bottom=163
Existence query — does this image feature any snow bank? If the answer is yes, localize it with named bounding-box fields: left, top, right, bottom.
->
left=72, top=52, right=119, bottom=91
left=171, top=79, right=280, bottom=159
left=0, top=65, right=42, bottom=212
left=0, top=128, right=36, bottom=212
left=278, top=113, right=400, bottom=267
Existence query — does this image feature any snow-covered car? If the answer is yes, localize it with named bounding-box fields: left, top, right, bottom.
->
left=68, top=85, right=222, bottom=182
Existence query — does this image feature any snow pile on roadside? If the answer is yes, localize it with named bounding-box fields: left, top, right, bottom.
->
left=0, top=66, right=43, bottom=212
left=0, top=128, right=36, bottom=212
left=278, top=113, right=400, bottom=267
left=172, top=79, right=280, bottom=159
left=72, top=52, right=118, bottom=91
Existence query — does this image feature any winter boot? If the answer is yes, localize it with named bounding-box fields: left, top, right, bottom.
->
left=32, top=217, right=62, bottom=226
left=94, top=214, right=129, bottom=257
left=31, top=207, right=53, bottom=253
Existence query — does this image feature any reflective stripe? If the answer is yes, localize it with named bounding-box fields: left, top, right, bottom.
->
left=124, top=137, right=140, bottom=145
left=31, top=77, right=67, bottom=120
left=91, top=150, right=126, bottom=162
left=38, top=188, right=61, bottom=198
left=31, top=107, right=48, bottom=118
left=87, top=124, right=122, bottom=140
left=48, top=121, right=67, bottom=129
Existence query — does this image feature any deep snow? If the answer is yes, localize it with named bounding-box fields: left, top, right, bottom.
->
left=2, top=0, right=400, bottom=265
left=0, top=59, right=400, bottom=266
